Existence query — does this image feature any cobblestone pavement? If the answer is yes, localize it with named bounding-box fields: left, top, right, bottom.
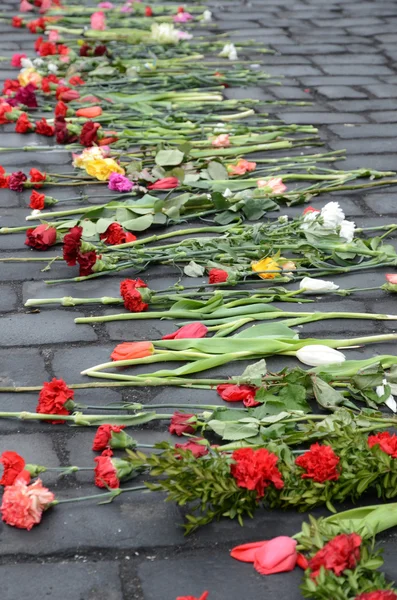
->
left=1, top=0, right=397, bottom=598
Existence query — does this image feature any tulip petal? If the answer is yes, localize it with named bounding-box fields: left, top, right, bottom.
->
left=253, top=536, right=297, bottom=575
left=230, top=540, right=268, bottom=563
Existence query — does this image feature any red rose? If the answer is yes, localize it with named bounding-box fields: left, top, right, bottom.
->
left=169, top=411, right=196, bottom=436
left=55, top=101, right=68, bottom=118
left=94, top=449, right=119, bottom=489
left=41, top=74, right=59, bottom=93
left=77, top=251, right=97, bottom=276
left=3, top=79, right=20, bottom=96
left=29, top=168, right=46, bottom=188
left=175, top=439, right=209, bottom=458
left=231, top=447, right=284, bottom=498
left=308, top=533, right=361, bottom=579
left=162, top=322, right=208, bottom=340
left=208, top=268, right=228, bottom=284
left=145, top=6, right=153, bottom=16
left=99, top=223, right=136, bottom=246
left=15, top=113, right=33, bottom=133
left=295, top=443, right=340, bottom=483
left=8, top=171, right=27, bottom=192
left=63, top=225, right=82, bottom=265
left=216, top=383, right=259, bottom=408
left=29, top=190, right=46, bottom=209
left=12, top=16, right=23, bottom=27
left=35, top=118, right=55, bottom=137
left=92, top=424, right=126, bottom=451
left=79, top=121, right=101, bottom=147
left=147, top=177, right=179, bottom=190
left=0, top=451, right=25, bottom=486
left=36, top=378, right=74, bottom=424
left=355, top=592, right=397, bottom=600
left=25, top=224, right=57, bottom=250
left=37, top=41, right=57, bottom=56
left=120, top=278, right=149, bottom=312
left=368, top=431, right=397, bottom=458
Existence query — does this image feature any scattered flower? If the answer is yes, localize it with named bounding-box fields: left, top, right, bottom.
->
left=295, top=345, right=346, bottom=367
left=257, top=177, right=287, bottom=194
left=147, top=176, right=179, bottom=190
left=1, top=477, right=54, bottom=530
left=231, top=537, right=299, bottom=575
left=219, top=43, right=238, bottom=60
left=251, top=256, right=281, bottom=279
left=212, top=133, right=230, bottom=148
left=91, top=11, right=106, bottom=30
left=108, top=172, right=134, bottom=192
left=94, top=449, right=119, bottom=488
left=227, top=159, right=256, bottom=176
left=217, top=384, right=259, bottom=408
left=25, top=224, right=57, bottom=250
left=299, top=277, right=339, bottom=294
left=111, top=341, right=154, bottom=361
left=0, top=452, right=26, bottom=486
left=231, top=447, right=284, bottom=498
left=368, top=431, right=397, bottom=458
left=162, top=322, right=208, bottom=340
left=308, top=533, right=361, bottom=579
left=208, top=268, right=229, bottom=283
left=92, top=424, right=127, bottom=451
left=169, top=411, right=196, bottom=436
left=295, top=443, right=340, bottom=482
left=175, top=438, right=208, bottom=458
left=36, top=378, right=74, bottom=423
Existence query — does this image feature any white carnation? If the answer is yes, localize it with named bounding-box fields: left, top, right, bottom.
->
left=339, top=219, right=355, bottom=243
left=320, top=202, right=345, bottom=229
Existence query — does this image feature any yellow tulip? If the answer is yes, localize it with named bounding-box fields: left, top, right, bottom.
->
left=251, top=256, right=281, bottom=279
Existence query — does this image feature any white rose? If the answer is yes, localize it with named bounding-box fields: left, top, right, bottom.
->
left=296, top=345, right=346, bottom=367
left=339, top=219, right=355, bottom=243
left=299, top=277, right=339, bottom=294
left=320, top=202, right=345, bottom=229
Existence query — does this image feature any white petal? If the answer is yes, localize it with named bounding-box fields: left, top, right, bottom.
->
left=296, top=345, right=346, bottom=367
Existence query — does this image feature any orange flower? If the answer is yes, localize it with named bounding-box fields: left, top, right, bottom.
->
left=75, top=106, right=103, bottom=118
left=212, top=133, right=230, bottom=148
left=227, top=159, right=256, bottom=176
left=251, top=256, right=281, bottom=280
left=111, top=341, right=154, bottom=362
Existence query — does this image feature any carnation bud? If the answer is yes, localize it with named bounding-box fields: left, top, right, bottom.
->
left=24, top=463, right=47, bottom=476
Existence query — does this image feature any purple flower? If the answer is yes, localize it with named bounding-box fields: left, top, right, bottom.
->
left=108, top=172, right=134, bottom=192
left=8, top=84, right=38, bottom=109
left=8, top=171, right=27, bottom=192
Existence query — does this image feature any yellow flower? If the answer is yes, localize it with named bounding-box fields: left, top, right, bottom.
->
left=251, top=256, right=281, bottom=279
left=73, top=147, right=105, bottom=169
left=18, top=67, right=42, bottom=88
left=84, top=158, right=125, bottom=181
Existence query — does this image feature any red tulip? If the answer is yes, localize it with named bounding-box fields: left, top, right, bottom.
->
left=162, top=322, right=208, bottom=340
left=147, top=177, right=179, bottom=190
left=231, top=536, right=298, bottom=575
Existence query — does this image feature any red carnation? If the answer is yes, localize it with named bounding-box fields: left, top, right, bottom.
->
left=145, top=6, right=153, bottom=16
left=147, top=177, right=179, bottom=190
left=0, top=451, right=26, bottom=486
left=36, top=378, right=74, bottom=424
left=41, top=74, right=59, bottom=93
left=37, top=41, right=57, bottom=56
left=55, top=116, right=77, bottom=144
left=8, top=171, right=27, bottom=192
left=3, top=79, right=20, bottom=96
left=55, top=101, right=68, bottom=118
left=368, top=431, right=397, bottom=458
left=79, top=121, right=101, bottom=147
left=231, top=447, right=284, bottom=498
left=162, top=322, right=208, bottom=340
left=25, top=224, right=57, bottom=250
left=57, top=45, right=70, bottom=56
left=63, top=225, right=82, bottom=265
left=175, top=439, right=209, bottom=458
left=94, top=44, right=108, bottom=56
left=92, top=424, right=126, bottom=451
left=208, top=268, right=228, bottom=284
left=69, top=75, right=85, bottom=86
left=30, top=168, right=46, bottom=188
left=120, top=278, right=149, bottom=312
left=0, top=166, right=9, bottom=188
left=77, top=250, right=97, bottom=276
left=99, top=223, right=136, bottom=246
left=29, top=190, right=46, bottom=209
left=12, top=16, right=23, bottom=27
left=308, top=533, right=361, bottom=579
left=28, top=18, right=47, bottom=34
left=15, top=113, right=33, bottom=133
left=355, top=592, right=397, bottom=600
left=35, top=118, right=55, bottom=137
left=295, top=443, right=340, bottom=483
left=94, top=449, right=119, bottom=489
left=169, top=411, right=196, bottom=436
left=79, top=43, right=91, bottom=56
left=216, top=383, right=259, bottom=408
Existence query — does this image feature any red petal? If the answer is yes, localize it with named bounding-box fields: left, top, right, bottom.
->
left=230, top=541, right=267, bottom=563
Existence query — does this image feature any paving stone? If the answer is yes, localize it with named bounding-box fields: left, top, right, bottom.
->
left=316, top=86, right=367, bottom=99
left=322, top=64, right=395, bottom=76
left=329, top=124, right=397, bottom=138
left=0, top=348, right=48, bottom=386
left=0, top=562, right=124, bottom=600
left=330, top=99, right=397, bottom=112
left=279, top=112, right=367, bottom=124
left=0, top=284, right=18, bottom=311
left=330, top=138, right=397, bottom=154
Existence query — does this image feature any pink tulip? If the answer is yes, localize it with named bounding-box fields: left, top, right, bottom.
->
left=231, top=536, right=298, bottom=575
left=257, top=177, right=287, bottom=194
left=19, top=0, right=34, bottom=11
left=91, top=11, right=107, bottom=30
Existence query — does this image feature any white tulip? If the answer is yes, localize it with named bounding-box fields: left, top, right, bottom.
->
left=150, top=23, right=180, bottom=44
left=296, top=345, right=346, bottom=367
left=299, top=277, right=339, bottom=294
left=26, top=210, right=41, bottom=220
left=202, top=10, right=212, bottom=22
left=339, top=219, right=355, bottom=243
left=320, top=202, right=345, bottom=229
left=376, top=379, right=397, bottom=413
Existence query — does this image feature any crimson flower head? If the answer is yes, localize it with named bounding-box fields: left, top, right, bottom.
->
left=63, top=225, right=82, bottom=265
left=145, top=6, right=153, bottom=16
left=295, top=443, right=340, bottom=483
left=92, top=424, right=128, bottom=451
left=94, top=449, right=119, bottom=489
left=355, top=592, right=397, bottom=600
left=79, top=121, right=101, bottom=147
left=162, top=322, right=208, bottom=340
left=25, top=224, right=57, bottom=251
left=1, top=477, right=55, bottom=531
left=0, top=103, right=14, bottom=125
left=100, top=223, right=136, bottom=246
left=2, top=79, right=20, bottom=96
left=175, top=438, right=208, bottom=458
left=308, top=533, right=361, bottom=579
left=0, top=451, right=26, bottom=486
left=147, top=177, right=179, bottom=190
left=29, top=190, right=46, bottom=209
left=177, top=594, right=209, bottom=600
left=37, top=41, right=57, bottom=56
left=15, top=112, right=33, bottom=133
left=41, top=75, right=60, bottom=94
left=368, top=431, right=397, bottom=458
left=35, top=118, right=55, bottom=137
left=29, top=167, right=46, bottom=187
left=208, top=268, right=228, bottom=284
left=8, top=84, right=38, bottom=109
left=231, top=447, right=284, bottom=498
left=8, top=171, right=27, bottom=192
left=77, top=250, right=97, bottom=276
left=94, top=44, right=108, bottom=56
left=12, top=16, right=23, bottom=27
left=217, top=383, right=259, bottom=408
left=55, top=101, right=68, bottom=118
left=120, top=278, right=149, bottom=312
left=169, top=411, right=196, bottom=436
left=36, top=378, right=75, bottom=424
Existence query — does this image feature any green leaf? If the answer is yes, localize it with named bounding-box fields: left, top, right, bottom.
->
left=81, top=220, right=97, bottom=239
left=184, top=261, right=205, bottom=277
left=208, top=420, right=259, bottom=441
left=207, top=161, right=229, bottom=181
left=312, top=376, right=347, bottom=410
left=155, top=149, right=184, bottom=167
left=239, top=359, right=267, bottom=384
left=96, top=218, right=116, bottom=234
left=122, top=214, right=154, bottom=231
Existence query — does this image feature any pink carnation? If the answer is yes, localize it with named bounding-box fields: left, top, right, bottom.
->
left=11, top=53, right=27, bottom=67
left=91, top=11, right=107, bottom=30
left=108, top=172, right=134, bottom=192
left=173, top=11, right=193, bottom=22
left=1, top=477, right=55, bottom=530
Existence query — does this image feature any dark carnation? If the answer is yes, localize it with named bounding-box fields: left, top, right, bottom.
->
left=79, top=121, right=101, bottom=147
left=8, top=171, right=27, bottom=192
left=77, top=250, right=97, bottom=276
left=35, top=118, right=55, bottom=137
left=231, top=447, right=284, bottom=498
left=8, top=84, right=38, bottom=109
left=63, top=226, right=83, bottom=265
